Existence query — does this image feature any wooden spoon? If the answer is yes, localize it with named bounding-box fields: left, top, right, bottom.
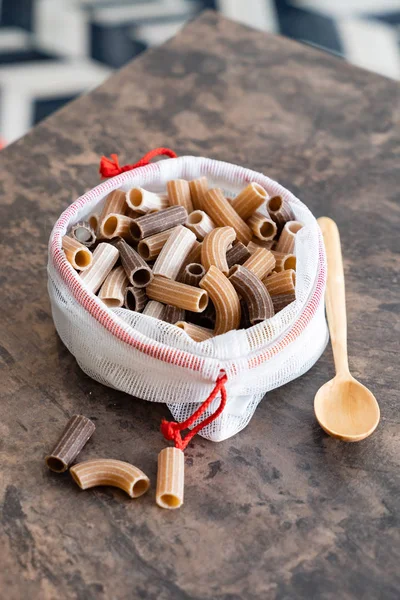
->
left=314, top=217, right=380, bottom=441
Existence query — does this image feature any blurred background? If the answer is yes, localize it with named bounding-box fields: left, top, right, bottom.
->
left=0, top=0, right=399, bottom=146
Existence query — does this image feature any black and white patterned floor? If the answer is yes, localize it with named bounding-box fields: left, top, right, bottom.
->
left=1, top=0, right=399, bottom=144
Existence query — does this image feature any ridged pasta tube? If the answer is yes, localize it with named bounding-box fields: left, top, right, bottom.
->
left=263, top=269, right=296, bottom=296
left=124, top=286, right=148, bottom=312
left=226, top=242, right=251, bottom=269
left=156, top=448, right=184, bottom=509
left=137, top=229, right=173, bottom=261
left=130, top=206, right=187, bottom=240
left=240, top=247, right=276, bottom=280
left=180, top=263, right=206, bottom=287
left=153, top=225, right=196, bottom=279
left=199, top=265, right=241, bottom=334
left=266, top=196, right=294, bottom=229
left=229, top=265, right=274, bottom=325
left=100, top=213, right=136, bottom=241
left=70, top=221, right=96, bottom=247
left=175, top=321, right=214, bottom=342
left=203, top=188, right=252, bottom=245
left=189, top=177, right=208, bottom=211
left=231, top=183, right=268, bottom=220
left=185, top=210, right=215, bottom=240
left=201, top=226, right=236, bottom=275
left=271, top=250, right=296, bottom=272
left=62, top=236, right=93, bottom=270
left=99, top=266, right=129, bottom=308
left=70, top=459, right=150, bottom=498
left=142, top=300, right=165, bottom=319
left=272, top=292, right=296, bottom=313
left=115, top=238, right=153, bottom=288
left=275, top=221, right=303, bottom=254
left=247, top=212, right=277, bottom=241
left=99, top=190, right=127, bottom=222
left=80, top=243, right=119, bottom=292
left=147, top=276, right=208, bottom=312
left=126, top=188, right=169, bottom=213
left=167, top=179, right=193, bottom=213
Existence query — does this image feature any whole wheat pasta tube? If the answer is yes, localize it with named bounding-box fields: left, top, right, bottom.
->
left=80, top=243, right=119, bottom=292
left=239, top=247, right=275, bottom=280
left=231, top=183, right=268, bottom=220
left=124, top=286, right=148, bottom=312
left=99, top=266, right=129, bottom=308
left=229, top=265, right=274, bottom=325
left=115, top=238, right=153, bottom=288
left=263, top=269, right=296, bottom=297
left=71, top=221, right=96, bottom=247
left=247, top=239, right=274, bottom=253
left=70, top=459, right=150, bottom=498
left=201, top=226, right=236, bottom=275
left=147, top=276, right=208, bottom=313
left=62, top=236, right=93, bottom=271
left=275, top=221, right=303, bottom=254
left=153, top=225, right=196, bottom=279
left=189, top=176, right=208, bottom=211
left=226, top=242, right=251, bottom=269
left=100, top=190, right=127, bottom=222
left=272, top=292, right=296, bottom=313
left=88, top=214, right=100, bottom=235
left=247, top=212, right=277, bottom=242
left=45, top=415, right=95, bottom=473
left=126, top=207, right=141, bottom=220
left=167, top=179, right=193, bottom=213
left=204, top=189, right=252, bottom=245
left=130, top=206, right=187, bottom=241
left=186, top=210, right=215, bottom=241
left=199, top=266, right=241, bottom=334
left=267, top=196, right=294, bottom=229
left=137, top=229, right=173, bottom=261
left=100, top=213, right=136, bottom=241
left=177, top=241, right=202, bottom=280
left=175, top=321, right=214, bottom=342
left=156, top=447, right=184, bottom=509
left=163, top=304, right=185, bottom=324
left=271, top=250, right=296, bottom=272
left=126, top=188, right=169, bottom=214
left=142, top=300, right=165, bottom=319
left=180, top=263, right=205, bottom=287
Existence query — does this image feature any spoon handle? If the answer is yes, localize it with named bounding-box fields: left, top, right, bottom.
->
left=317, top=217, right=349, bottom=376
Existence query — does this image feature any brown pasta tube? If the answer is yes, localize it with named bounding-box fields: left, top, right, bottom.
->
left=45, top=415, right=95, bottom=473
left=226, top=242, right=251, bottom=269
left=71, top=221, right=96, bottom=247
left=266, top=196, right=294, bottom=229
left=115, top=238, right=153, bottom=288
left=247, top=212, right=277, bottom=241
left=88, top=214, right=100, bottom=235
left=176, top=240, right=202, bottom=280
left=240, top=298, right=251, bottom=329
left=130, top=206, right=187, bottom=241
left=163, top=304, right=185, bottom=324
left=272, top=292, right=296, bottom=313
left=204, top=189, right=252, bottom=245
left=156, top=447, right=184, bottom=509
left=180, top=263, right=206, bottom=287
left=229, top=265, right=274, bottom=325
left=99, top=266, right=129, bottom=308
left=167, top=179, right=193, bottom=213
left=201, top=226, right=236, bottom=275
left=142, top=300, right=165, bottom=319
left=240, top=247, right=276, bottom=280
left=137, top=229, right=173, bottom=261
left=124, top=286, right=148, bottom=312
left=263, top=269, right=296, bottom=296
left=80, top=243, right=119, bottom=293
left=231, top=183, right=268, bottom=220
left=147, top=275, right=208, bottom=313
left=100, top=213, right=136, bottom=241
left=62, top=235, right=93, bottom=270
left=271, top=251, right=296, bottom=272
left=199, top=266, right=241, bottom=334
left=247, top=239, right=274, bottom=253
left=99, top=190, right=127, bottom=222
left=275, top=221, right=303, bottom=254
left=70, top=459, right=150, bottom=498
left=175, top=321, right=214, bottom=342
left=189, top=177, right=208, bottom=211
left=185, top=210, right=215, bottom=241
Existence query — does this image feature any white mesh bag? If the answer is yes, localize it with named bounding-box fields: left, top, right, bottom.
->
left=48, top=156, right=328, bottom=443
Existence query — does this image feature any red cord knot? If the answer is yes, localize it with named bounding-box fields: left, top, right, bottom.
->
left=99, top=148, right=177, bottom=178
left=160, top=373, right=228, bottom=451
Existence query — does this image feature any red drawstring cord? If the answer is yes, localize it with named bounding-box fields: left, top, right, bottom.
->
left=161, top=374, right=228, bottom=451
left=99, top=148, right=178, bottom=178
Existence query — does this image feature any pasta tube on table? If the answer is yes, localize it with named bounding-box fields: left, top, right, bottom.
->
left=175, top=321, right=214, bottom=342
left=153, top=225, right=196, bottom=280
left=226, top=242, right=251, bottom=269
left=115, top=238, right=153, bottom=288
left=71, top=221, right=96, bottom=247
left=185, top=210, right=215, bottom=240
left=147, top=276, right=208, bottom=313
left=271, top=250, right=296, bottom=272
left=189, top=177, right=208, bottom=211
left=239, top=247, right=276, bottom=280
left=62, top=235, right=93, bottom=271
left=45, top=415, right=95, bottom=473
left=263, top=269, right=296, bottom=297
left=124, top=286, right=148, bottom=312
left=231, top=182, right=268, bottom=220
left=266, top=195, right=294, bottom=229
left=99, top=266, right=129, bottom=308
left=156, top=447, right=184, bottom=509
left=229, top=265, right=274, bottom=325
left=201, top=226, right=236, bottom=275
left=126, top=188, right=169, bottom=214
left=130, top=206, right=187, bottom=240
left=199, top=265, right=241, bottom=334
left=247, top=212, right=277, bottom=241
left=275, top=221, right=303, bottom=254
left=80, top=243, right=119, bottom=293
left=137, top=229, right=173, bottom=261
left=204, top=188, right=252, bottom=245
left=70, top=459, right=150, bottom=498
left=167, top=179, right=193, bottom=213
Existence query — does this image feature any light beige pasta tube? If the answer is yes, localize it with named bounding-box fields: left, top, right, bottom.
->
left=126, top=188, right=168, bottom=214
left=88, top=214, right=100, bottom=235
left=80, top=243, right=119, bottom=293
left=186, top=210, right=216, bottom=240
left=156, top=447, right=184, bottom=509
left=240, top=247, right=276, bottom=280
left=201, top=226, right=236, bottom=275
left=267, top=196, right=294, bottom=229
left=99, top=266, right=129, bottom=308
left=142, top=300, right=165, bottom=319
left=199, top=265, right=241, bottom=334
left=147, top=276, right=208, bottom=312
left=231, top=183, right=268, bottom=220
left=271, top=250, right=296, bottom=272
left=189, top=176, right=208, bottom=211
left=175, top=321, right=214, bottom=342
left=99, top=190, right=127, bottom=222
left=137, top=229, right=173, bottom=261
left=247, top=212, right=277, bottom=241
left=100, top=213, right=136, bottom=241
left=275, top=221, right=303, bottom=254
left=153, top=225, right=197, bottom=279
left=247, top=239, right=274, bottom=253
left=262, top=269, right=296, bottom=297
left=167, top=179, right=193, bottom=213
left=62, top=235, right=93, bottom=271
left=70, top=459, right=150, bottom=498
left=204, top=189, right=252, bottom=245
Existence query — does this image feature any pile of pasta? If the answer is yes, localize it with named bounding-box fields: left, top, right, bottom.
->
left=62, top=178, right=303, bottom=342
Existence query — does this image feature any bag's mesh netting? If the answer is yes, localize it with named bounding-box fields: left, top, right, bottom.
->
left=48, top=156, right=328, bottom=442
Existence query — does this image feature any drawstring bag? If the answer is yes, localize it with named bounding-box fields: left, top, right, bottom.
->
left=48, top=153, right=328, bottom=445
